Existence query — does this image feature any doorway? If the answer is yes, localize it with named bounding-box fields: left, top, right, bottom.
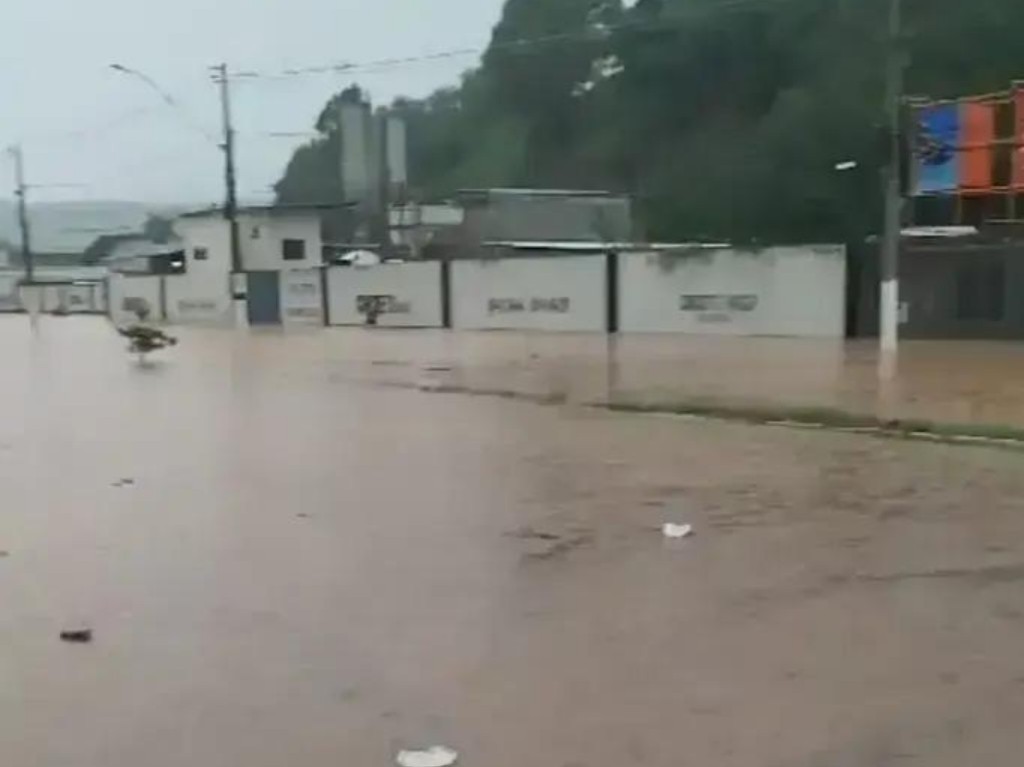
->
left=247, top=272, right=281, bottom=325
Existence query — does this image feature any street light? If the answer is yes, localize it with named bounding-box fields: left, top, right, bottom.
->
left=110, top=62, right=245, bottom=325
left=108, top=64, right=218, bottom=145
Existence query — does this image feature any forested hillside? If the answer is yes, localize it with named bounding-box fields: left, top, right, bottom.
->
left=276, top=0, right=1024, bottom=243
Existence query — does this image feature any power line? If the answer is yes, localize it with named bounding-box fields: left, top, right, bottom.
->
left=230, top=0, right=813, bottom=83
left=111, top=64, right=221, bottom=145
left=17, top=107, right=158, bottom=147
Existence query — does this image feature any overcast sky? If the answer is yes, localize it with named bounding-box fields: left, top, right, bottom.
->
left=0, top=0, right=506, bottom=205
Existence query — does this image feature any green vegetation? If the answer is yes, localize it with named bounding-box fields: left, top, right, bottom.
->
left=277, top=0, right=1024, bottom=243
left=604, top=399, right=1024, bottom=450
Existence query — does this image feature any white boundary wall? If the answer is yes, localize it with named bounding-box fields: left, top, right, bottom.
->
left=326, top=263, right=442, bottom=327
left=108, top=274, right=164, bottom=324
left=0, top=273, right=21, bottom=311
left=281, top=269, right=324, bottom=326
left=165, top=274, right=232, bottom=325
left=618, top=246, right=846, bottom=338
left=1, top=270, right=107, bottom=314
left=38, top=284, right=103, bottom=313
left=451, top=255, right=606, bottom=332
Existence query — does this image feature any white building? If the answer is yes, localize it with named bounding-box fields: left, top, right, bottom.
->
left=388, top=203, right=463, bottom=259
left=107, top=206, right=327, bottom=326
left=105, top=236, right=184, bottom=274
left=174, top=206, right=323, bottom=274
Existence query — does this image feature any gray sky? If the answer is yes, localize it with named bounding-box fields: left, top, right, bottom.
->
left=1, top=0, right=506, bottom=205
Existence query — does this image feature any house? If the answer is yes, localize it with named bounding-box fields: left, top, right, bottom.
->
left=171, top=205, right=326, bottom=325
left=85, top=234, right=185, bottom=275
left=0, top=247, right=108, bottom=314
left=175, top=205, right=324, bottom=271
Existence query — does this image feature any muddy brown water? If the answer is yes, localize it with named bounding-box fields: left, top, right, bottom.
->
left=331, top=328, right=1024, bottom=429
left=2, top=317, right=1024, bottom=766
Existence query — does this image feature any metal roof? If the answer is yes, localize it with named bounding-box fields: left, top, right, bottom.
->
left=179, top=202, right=354, bottom=219
left=457, top=188, right=625, bottom=201
left=901, top=226, right=979, bottom=239
left=483, top=240, right=729, bottom=252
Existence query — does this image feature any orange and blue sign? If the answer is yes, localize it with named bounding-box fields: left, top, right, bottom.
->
left=913, top=101, right=996, bottom=196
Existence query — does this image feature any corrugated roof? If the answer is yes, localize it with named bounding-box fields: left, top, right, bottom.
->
left=179, top=202, right=354, bottom=219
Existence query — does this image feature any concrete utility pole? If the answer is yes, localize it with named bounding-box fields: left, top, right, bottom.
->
left=9, top=145, right=34, bottom=285
left=110, top=62, right=244, bottom=324
left=213, top=63, right=246, bottom=325
left=879, top=0, right=905, bottom=367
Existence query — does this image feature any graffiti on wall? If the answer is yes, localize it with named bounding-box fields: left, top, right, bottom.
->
left=356, top=295, right=412, bottom=315
left=488, top=297, right=571, bottom=315
left=281, top=274, right=323, bottom=324
left=122, top=296, right=152, bottom=317
left=680, top=293, right=759, bottom=324
left=178, top=299, right=219, bottom=314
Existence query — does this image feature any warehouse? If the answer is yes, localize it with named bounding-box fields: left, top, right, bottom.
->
left=108, top=205, right=328, bottom=326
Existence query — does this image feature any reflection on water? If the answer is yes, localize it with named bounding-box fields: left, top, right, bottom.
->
left=329, top=329, right=1024, bottom=428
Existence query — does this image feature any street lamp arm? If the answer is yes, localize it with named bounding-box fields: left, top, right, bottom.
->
left=109, top=64, right=219, bottom=145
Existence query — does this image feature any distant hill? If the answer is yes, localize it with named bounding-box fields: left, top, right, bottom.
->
left=276, top=0, right=1024, bottom=243
left=0, top=200, right=186, bottom=254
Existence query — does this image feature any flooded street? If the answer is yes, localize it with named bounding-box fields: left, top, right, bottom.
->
left=3, top=317, right=1024, bottom=766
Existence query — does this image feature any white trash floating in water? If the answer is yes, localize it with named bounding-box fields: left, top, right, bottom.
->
left=662, top=523, right=694, bottom=539
left=396, top=746, right=459, bottom=767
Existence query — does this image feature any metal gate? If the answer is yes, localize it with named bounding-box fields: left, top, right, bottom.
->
left=246, top=272, right=281, bottom=325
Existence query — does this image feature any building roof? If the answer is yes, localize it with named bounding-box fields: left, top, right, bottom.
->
left=483, top=240, right=728, bottom=253
left=105, top=246, right=184, bottom=263
left=87, top=232, right=148, bottom=254
left=901, top=226, right=979, bottom=239
left=5, top=251, right=92, bottom=267
left=178, top=203, right=354, bottom=219
left=457, top=188, right=626, bottom=203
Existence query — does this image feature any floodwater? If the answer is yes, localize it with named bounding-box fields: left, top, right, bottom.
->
left=2, top=317, right=1024, bottom=766
left=334, top=329, right=1024, bottom=428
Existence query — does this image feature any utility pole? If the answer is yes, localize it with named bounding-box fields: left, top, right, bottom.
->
left=376, top=111, right=393, bottom=258
left=879, top=0, right=905, bottom=367
left=213, top=63, right=245, bottom=323
left=9, top=145, right=34, bottom=285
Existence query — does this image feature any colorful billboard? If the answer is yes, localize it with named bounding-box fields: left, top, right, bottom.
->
left=914, top=104, right=959, bottom=195
left=960, top=102, right=995, bottom=193
left=1014, top=89, right=1024, bottom=189
left=913, top=100, right=1002, bottom=196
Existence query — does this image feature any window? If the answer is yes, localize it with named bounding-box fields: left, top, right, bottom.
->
left=282, top=239, right=306, bottom=261
left=193, top=246, right=208, bottom=261
left=956, top=262, right=1005, bottom=321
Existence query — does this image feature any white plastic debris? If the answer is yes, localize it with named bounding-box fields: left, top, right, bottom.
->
left=662, top=523, right=694, bottom=539
left=396, top=746, right=458, bottom=767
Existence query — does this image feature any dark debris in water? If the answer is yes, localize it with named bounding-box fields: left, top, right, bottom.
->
left=60, top=629, right=93, bottom=644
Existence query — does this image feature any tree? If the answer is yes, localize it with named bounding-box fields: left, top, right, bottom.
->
left=272, top=91, right=358, bottom=207
left=275, top=0, right=1024, bottom=243
left=143, top=215, right=175, bottom=244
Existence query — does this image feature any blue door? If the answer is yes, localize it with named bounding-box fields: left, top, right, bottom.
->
left=247, top=272, right=281, bottom=325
